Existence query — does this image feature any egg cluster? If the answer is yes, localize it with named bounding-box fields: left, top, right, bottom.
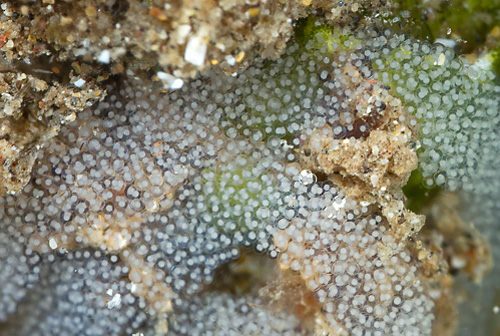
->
left=0, top=231, right=39, bottom=322
left=0, top=21, right=456, bottom=334
left=168, top=292, right=303, bottom=336
left=0, top=41, right=326, bottom=326
left=362, top=28, right=500, bottom=193
left=0, top=249, right=148, bottom=336
left=274, top=188, right=435, bottom=336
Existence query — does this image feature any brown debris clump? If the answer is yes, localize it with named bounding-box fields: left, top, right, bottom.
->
left=1, top=0, right=309, bottom=78
left=1, top=1, right=390, bottom=77
left=300, top=65, right=424, bottom=249
left=0, top=70, right=104, bottom=194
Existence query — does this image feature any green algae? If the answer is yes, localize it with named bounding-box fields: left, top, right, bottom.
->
left=294, top=16, right=336, bottom=53
left=201, top=155, right=278, bottom=235
left=490, top=43, right=500, bottom=77
left=294, top=16, right=362, bottom=55
left=403, top=169, right=441, bottom=212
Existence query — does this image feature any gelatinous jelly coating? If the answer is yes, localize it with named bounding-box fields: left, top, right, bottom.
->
left=0, top=231, right=40, bottom=322
left=275, top=191, right=435, bottom=336
left=364, top=28, right=500, bottom=193
left=168, top=292, right=304, bottom=336
left=0, top=249, right=148, bottom=336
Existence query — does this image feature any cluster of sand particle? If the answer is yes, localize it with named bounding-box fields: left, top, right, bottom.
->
left=1, top=1, right=390, bottom=77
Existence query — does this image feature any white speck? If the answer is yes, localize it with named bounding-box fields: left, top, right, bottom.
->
left=73, top=48, right=87, bottom=57
left=107, top=293, right=121, bottom=309
left=49, top=238, right=58, bottom=249
left=451, top=256, right=466, bottom=269
left=280, top=139, right=292, bottom=149
left=74, top=78, right=86, bottom=87
left=494, top=306, right=499, bottom=314
left=98, top=50, right=111, bottom=64
left=156, top=71, right=184, bottom=90
left=437, top=53, right=446, bottom=66
left=225, top=55, right=236, bottom=66
left=106, top=288, right=113, bottom=296
left=184, top=35, right=207, bottom=66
